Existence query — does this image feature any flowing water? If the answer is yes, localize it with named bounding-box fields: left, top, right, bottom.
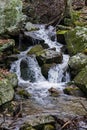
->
left=10, top=25, right=70, bottom=105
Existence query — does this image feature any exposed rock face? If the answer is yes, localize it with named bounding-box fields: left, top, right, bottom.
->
left=68, top=53, right=87, bottom=77
left=0, top=69, right=18, bottom=105
left=0, top=0, right=25, bottom=35
left=74, top=66, right=87, bottom=94
left=65, top=27, right=87, bottom=56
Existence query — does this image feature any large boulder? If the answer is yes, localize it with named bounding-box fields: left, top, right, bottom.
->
left=36, top=49, right=63, bottom=66
left=0, top=69, right=18, bottom=105
left=65, top=27, right=87, bottom=56
left=0, top=79, right=14, bottom=105
left=0, top=0, right=25, bottom=35
left=68, top=53, right=87, bottom=77
left=74, top=66, right=87, bottom=94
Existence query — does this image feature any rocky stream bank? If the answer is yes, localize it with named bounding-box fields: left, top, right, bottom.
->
left=0, top=0, right=87, bottom=130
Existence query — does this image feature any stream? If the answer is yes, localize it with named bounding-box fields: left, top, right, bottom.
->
left=10, top=25, right=70, bottom=106
left=4, top=24, right=86, bottom=130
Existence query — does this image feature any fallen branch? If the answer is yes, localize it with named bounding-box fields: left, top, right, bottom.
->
left=80, top=101, right=87, bottom=112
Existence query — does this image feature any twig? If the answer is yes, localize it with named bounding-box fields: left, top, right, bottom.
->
left=60, top=120, right=71, bottom=130
left=80, top=101, right=87, bottom=112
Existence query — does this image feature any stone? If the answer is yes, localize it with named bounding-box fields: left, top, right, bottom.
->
left=74, top=66, right=87, bottom=94
left=27, top=44, right=44, bottom=56
left=25, top=22, right=39, bottom=31
left=0, top=0, right=25, bottom=35
left=41, top=63, right=56, bottom=79
left=16, top=88, right=31, bottom=99
left=65, top=27, right=87, bottom=56
left=0, top=39, right=15, bottom=53
left=36, top=49, right=63, bottom=66
left=48, top=87, right=60, bottom=97
left=63, top=85, right=84, bottom=97
left=43, top=124, right=55, bottom=130
left=0, top=79, right=14, bottom=105
left=0, top=69, right=18, bottom=105
left=68, top=53, right=87, bottom=77
left=20, top=123, right=36, bottom=130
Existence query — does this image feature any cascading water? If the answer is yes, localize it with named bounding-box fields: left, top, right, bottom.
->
left=10, top=25, right=70, bottom=105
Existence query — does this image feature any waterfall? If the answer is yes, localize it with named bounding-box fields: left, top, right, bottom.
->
left=10, top=24, right=70, bottom=105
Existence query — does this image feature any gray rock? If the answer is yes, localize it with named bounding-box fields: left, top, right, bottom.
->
left=74, top=66, right=87, bottom=94
left=68, top=53, right=87, bottom=76
left=0, top=79, right=14, bottom=105
left=36, top=49, right=63, bottom=66
left=0, top=0, right=25, bottom=35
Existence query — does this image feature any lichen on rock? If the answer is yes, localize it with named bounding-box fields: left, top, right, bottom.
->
left=0, top=0, right=25, bottom=34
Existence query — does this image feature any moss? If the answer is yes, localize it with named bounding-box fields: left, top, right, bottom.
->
left=83, top=48, right=87, bottom=55
left=65, top=27, right=87, bottom=55
left=28, top=45, right=44, bottom=55
left=17, top=88, right=31, bottom=99
left=74, top=66, right=87, bottom=94
left=20, top=123, right=36, bottom=130
left=43, top=124, right=55, bottom=130
left=56, top=30, right=68, bottom=35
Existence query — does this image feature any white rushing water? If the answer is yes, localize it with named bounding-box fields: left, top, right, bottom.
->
left=10, top=25, right=70, bottom=105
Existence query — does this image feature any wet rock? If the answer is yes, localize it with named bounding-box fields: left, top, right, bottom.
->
left=36, top=49, right=63, bottom=66
left=65, top=27, right=87, bottom=56
left=25, top=22, right=39, bottom=31
left=0, top=0, right=25, bottom=35
left=74, top=66, right=87, bottom=94
left=56, top=30, right=68, bottom=45
left=68, top=53, right=87, bottom=77
left=24, top=31, right=44, bottom=45
left=20, top=59, right=30, bottom=81
left=16, top=88, right=31, bottom=99
left=63, top=85, right=84, bottom=97
left=27, top=44, right=44, bottom=55
left=41, top=63, right=56, bottom=79
left=48, top=87, right=60, bottom=97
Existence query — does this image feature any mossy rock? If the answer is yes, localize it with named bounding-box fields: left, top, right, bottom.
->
left=83, top=48, right=87, bottom=55
left=0, top=39, right=15, bottom=53
left=27, top=44, right=44, bottom=56
left=65, top=26, right=87, bottom=56
left=20, top=123, right=36, bottom=130
left=25, top=22, right=39, bottom=31
left=0, top=0, right=25, bottom=35
left=0, top=79, right=14, bottom=105
left=68, top=53, right=87, bottom=77
left=17, top=88, right=31, bottom=99
left=36, top=49, right=63, bottom=66
left=43, top=124, right=55, bottom=130
left=63, top=85, right=84, bottom=97
left=74, top=66, right=87, bottom=94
